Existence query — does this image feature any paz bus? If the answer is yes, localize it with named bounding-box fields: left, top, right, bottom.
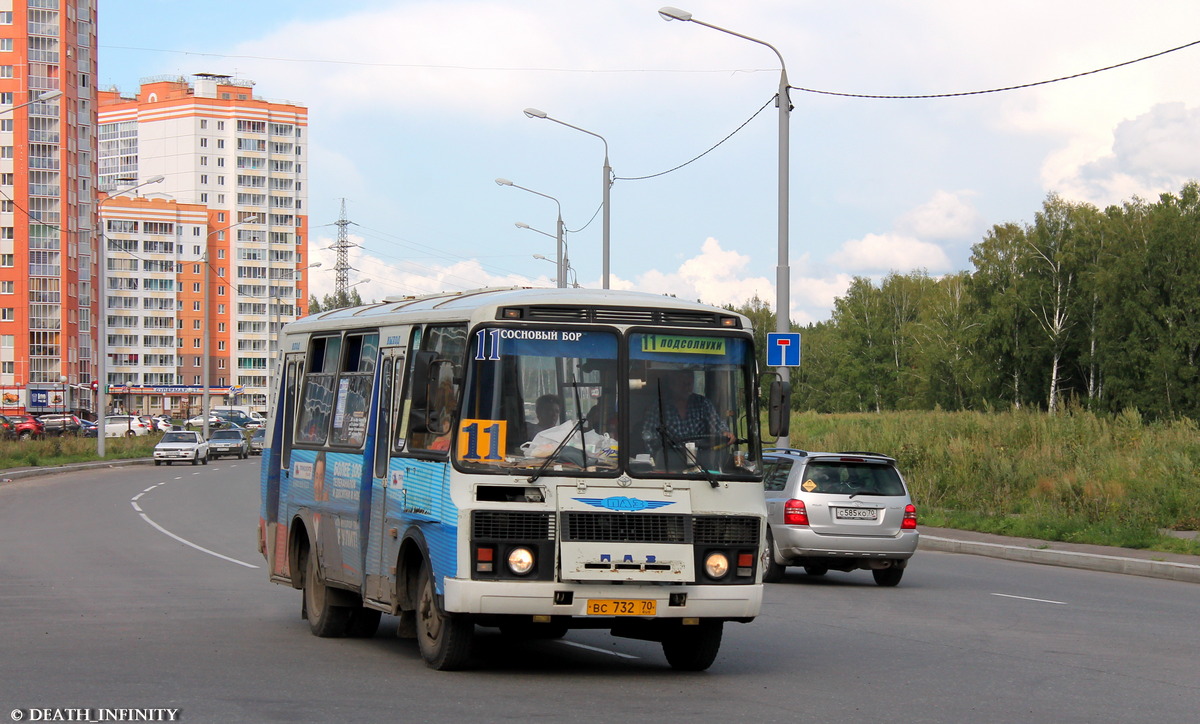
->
left=257, top=287, right=789, bottom=670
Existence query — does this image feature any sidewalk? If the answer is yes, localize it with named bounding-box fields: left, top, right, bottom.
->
left=920, top=526, right=1200, bottom=584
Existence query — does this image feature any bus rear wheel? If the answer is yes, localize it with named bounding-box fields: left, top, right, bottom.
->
left=303, top=549, right=351, bottom=637
left=416, top=562, right=472, bottom=670
left=661, top=620, right=723, bottom=671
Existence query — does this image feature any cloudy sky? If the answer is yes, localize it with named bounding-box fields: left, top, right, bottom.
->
left=100, top=1, right=1200, bottom=323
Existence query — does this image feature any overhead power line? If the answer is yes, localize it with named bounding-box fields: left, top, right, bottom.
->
left=791, top=38, right=1200, bottom=99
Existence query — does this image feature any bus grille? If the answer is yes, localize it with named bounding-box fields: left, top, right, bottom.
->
left=562, top=512, right=758, bottom=544
left=473, top=511, right=554, bottom=540
left=693, top=515, right=761, bottom=545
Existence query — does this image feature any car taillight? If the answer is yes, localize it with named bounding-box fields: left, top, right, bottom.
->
left=901, top=503, right=918, bottom=530
left=784, top=499, right=809, bottom=526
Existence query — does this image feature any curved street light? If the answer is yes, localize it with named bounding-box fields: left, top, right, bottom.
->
left=496, top=178, right=566, bottom=288
left=516, top=221, right=572, bottom=287
left=522, top=109, right=612, bottom=289
left=659, top=6, right=793, bottom=446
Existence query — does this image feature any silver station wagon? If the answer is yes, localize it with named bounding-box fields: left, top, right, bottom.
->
left=761, top=449, right=918, bottom=586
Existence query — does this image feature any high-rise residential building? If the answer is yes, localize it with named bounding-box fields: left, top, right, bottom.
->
left=0, top=0, right=98, bottom=416
left=98, top=74, right=309, bottom=413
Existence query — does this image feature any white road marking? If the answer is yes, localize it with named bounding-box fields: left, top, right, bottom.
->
left=558, top=640, right=639, bottom=659
left=129, top=484, right=259, bottom=569
left=991, top=592, right=1067, bottom=605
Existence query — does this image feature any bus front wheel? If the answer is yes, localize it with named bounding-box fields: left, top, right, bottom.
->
left=416, top=562, right=472, bottom=670
left=303, top=549, right=351, bottom=637
left=661, top=620, right=723, bottom=671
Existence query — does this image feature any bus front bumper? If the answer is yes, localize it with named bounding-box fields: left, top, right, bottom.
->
left=443, top=578, right=763, bottom=620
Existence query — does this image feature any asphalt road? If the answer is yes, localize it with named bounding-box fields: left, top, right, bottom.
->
left=2, top=463, right=1197, bottom=724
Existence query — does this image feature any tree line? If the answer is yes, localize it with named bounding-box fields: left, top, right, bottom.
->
left=728, top=182, right=1200, bottom=419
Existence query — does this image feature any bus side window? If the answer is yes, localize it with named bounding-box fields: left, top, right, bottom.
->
left=330, top=332, right=378, bottom=448
left=296, top=335, right=340, bottom=445
left=404, top=324, right=467, bottom=455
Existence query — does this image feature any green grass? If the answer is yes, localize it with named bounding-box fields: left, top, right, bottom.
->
left=789, top=408, right=1200, bottom=556
left=0, top=433, right=161, bottom=471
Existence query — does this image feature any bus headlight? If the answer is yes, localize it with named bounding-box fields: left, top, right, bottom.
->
left=507, top=547, right=535, bottom=576
left=704, top=552, right=730, bottom=579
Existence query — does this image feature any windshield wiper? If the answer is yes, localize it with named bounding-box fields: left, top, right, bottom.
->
left=527, top=416, right=588, bottom=484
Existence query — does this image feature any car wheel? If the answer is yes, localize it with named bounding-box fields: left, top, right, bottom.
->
left=125, top=430, right=135, bottom=438
left=18, top=431, right=30, bottom=441
left=202, top=454, right=209, bottom=465
left=154, top=460, right=161, bottom=466
left=763, top=530, right=786, bottom=583
left=872, top=566, right=904, bottom=587
left=191, top=456, right=199, bottom=466
left=661, top=620, right=723, bottom=671
left=803, top=564, right=829, bottom=577
left=416, top=560, right=473, bottom=670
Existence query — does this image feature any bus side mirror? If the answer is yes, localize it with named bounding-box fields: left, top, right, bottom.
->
left=768, top=379, right=791, bottom=438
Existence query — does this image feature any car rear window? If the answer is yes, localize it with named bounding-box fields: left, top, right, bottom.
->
left=801, top=461, right=906, bottom=496
left=211, top=431, right=243, bottom=440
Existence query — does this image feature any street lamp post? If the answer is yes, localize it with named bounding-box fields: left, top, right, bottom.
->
left=516, top=222, right=571, bottom=287
left=496, top=179, right=565, bottom=288
left=523, top=108, right=611, bottom=289
left=658, top=6, right=792, bottom=445
left=96, top=174, right=165, bottom=458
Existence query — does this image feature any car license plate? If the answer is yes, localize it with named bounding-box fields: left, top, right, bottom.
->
left=834, top=507, right=878, bottom=520
left=586, top=599, right=656, bottom=616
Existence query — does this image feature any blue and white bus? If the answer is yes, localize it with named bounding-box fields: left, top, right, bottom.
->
left=258, top=287, right=788, bottom=670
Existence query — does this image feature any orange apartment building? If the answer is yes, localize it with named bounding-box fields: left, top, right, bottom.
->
left=98, top=74, right=310, bottom=415
left=97, top=194, right=258, bottom=418
left=0, top=0, right=98, bottom=416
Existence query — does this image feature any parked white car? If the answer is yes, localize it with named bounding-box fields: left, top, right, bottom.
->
left=153, top=430, right=209, bottom=466
left=103, top=415, right=152, bottom=437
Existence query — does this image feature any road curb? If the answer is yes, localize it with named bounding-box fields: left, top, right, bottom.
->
left=920, top=534, right=1200, bottom=584
left=0, top=458, right=154, bottom=482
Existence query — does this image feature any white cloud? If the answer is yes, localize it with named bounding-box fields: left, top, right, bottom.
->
left=829, top=233, right=952, bottom=274
left=895, top=190, right=981, bottom=241
left=1050, top=102, right=1200, bottom=204
left=606, top=237, right=775, bottom=309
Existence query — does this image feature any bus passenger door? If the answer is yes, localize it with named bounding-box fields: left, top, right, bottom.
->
left=266, top=355, right=303, bottom=583
left=365, top=352, right=402, bottom=604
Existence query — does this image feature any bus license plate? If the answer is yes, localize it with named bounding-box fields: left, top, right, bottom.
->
left=834, top=507, right=878, bottom=520
left=587, top=599, right=656, bottom=616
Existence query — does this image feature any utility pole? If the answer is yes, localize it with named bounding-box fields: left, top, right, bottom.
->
left=333, top=199, right=355, bottom=307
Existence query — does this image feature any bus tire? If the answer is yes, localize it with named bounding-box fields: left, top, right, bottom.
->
left=661, top=620, right=723, bottom=672
left=763, top=531, right=786, bottom=583
left=303, top=548, right=351, bottom=637
left=416, top=562, right=472, bottom=670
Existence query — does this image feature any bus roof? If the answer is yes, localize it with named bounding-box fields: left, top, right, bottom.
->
left=287, top=286, right=750, bottom=334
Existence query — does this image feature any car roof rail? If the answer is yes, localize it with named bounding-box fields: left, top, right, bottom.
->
left=763, top=447, right=808, bottom=456
left=834, top=450, right=896, bottom=461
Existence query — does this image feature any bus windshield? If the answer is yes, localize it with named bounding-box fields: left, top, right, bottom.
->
left=456, top=326, right=759, bottom=477
left=458, top=327, right=620, bottom=474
